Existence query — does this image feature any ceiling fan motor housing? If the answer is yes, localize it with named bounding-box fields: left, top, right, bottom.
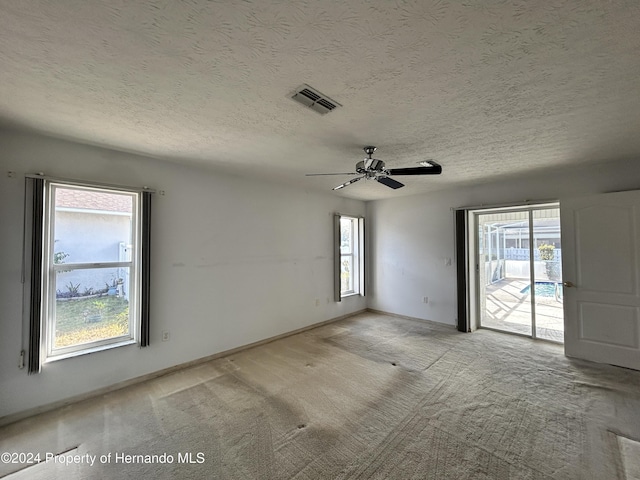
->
left=356, top=159, right=386, bottom=173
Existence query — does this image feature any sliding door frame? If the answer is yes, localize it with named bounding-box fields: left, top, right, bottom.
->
left=471, top=202, right=561, bottom=341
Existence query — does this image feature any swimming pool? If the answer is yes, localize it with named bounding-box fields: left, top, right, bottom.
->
left=520, top=281, right=562, bottom=298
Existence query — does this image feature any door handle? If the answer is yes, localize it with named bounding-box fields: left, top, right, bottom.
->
left=563, top=281, right=576, bottom=288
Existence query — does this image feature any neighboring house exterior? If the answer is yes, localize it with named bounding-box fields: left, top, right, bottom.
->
left=54, top=188, right=133, bottom=299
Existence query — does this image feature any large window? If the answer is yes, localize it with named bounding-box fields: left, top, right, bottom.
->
left=26, top=177, right=151, bottom=371
left=44, top=184, right=141, bottom=359
left=335, top=215, right=364, bottom=299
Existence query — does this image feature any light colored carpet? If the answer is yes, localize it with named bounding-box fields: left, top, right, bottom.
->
left=1, top=311, right=640, bottom=479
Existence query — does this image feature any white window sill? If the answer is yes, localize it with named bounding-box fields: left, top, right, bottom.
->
left=44, top=339, right=137, bottom=364
left=341, top=292, right=361, bottom=298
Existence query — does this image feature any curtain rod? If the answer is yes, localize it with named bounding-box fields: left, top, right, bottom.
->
left=25, top=173, right=157, bottom=193
left=452, top=198, right=558, bottom=212
left=334, top=212, right=365, bottom=218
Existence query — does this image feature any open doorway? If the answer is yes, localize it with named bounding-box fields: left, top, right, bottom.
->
left=473, top=204, right=563, bottom=342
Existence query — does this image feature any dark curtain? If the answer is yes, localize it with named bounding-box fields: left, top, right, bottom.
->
left=28, top=178, right=45, bottom=374
left=140, top=191, right=152, bottom=347
left=334, top=214, right=341, bottom=302
left=455, top=209, right=470, bottom=333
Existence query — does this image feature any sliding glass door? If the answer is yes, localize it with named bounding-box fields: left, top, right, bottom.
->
left=476, top=205, right=563, bottom=342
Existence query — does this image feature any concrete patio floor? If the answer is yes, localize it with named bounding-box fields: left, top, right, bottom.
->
left=481, top=278, right=564, bottom=342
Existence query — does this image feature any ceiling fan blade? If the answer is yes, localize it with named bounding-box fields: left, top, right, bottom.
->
left=376, top=176, right=404, bottom=189
left=388, top=161, right=442, bottom=176
left=305, top=172, right=358, bottom=176
left=333, top=176, right=364, bottom=190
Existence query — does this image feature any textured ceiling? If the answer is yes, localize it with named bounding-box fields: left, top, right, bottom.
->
left=1, top=1, right=640, bottom=200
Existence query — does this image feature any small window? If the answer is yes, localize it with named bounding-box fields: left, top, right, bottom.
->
left=335, top=215, right=365, bottom=299
left=43, top=183, right=141, bottom=360
left=340, top=217, right=357, bottom=295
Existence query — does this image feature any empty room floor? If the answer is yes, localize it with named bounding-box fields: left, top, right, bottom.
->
left=1, top=311, right=640, bottom=479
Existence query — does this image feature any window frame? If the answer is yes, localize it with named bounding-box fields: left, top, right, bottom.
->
left=41, top=182, right=142, bottom=362
left=340, top=217, right=357, bottom=296
left=336, top=214, right=365, bottom=300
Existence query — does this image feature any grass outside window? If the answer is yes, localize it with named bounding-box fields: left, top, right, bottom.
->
left=55, top=295, right=129, bottom=348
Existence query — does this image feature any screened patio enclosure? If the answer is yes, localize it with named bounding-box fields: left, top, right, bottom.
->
left=476, top=206, right=564, bottom=342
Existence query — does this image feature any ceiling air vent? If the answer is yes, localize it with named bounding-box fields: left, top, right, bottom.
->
left=291, top=84, right=341, bottom=115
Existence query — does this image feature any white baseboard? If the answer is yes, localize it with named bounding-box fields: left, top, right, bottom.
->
left=366, top=308, right=457, bottom=330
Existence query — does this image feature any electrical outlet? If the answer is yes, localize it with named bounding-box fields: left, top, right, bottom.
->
left=315, top=299, right=320, bottom=307
left=422, top=296, right=429, bottom=304
left=7, top=171, right=16, bottom=178
left=162, top=330, right=170, bottom=342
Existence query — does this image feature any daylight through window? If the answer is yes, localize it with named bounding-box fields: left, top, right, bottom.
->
left=337, top=215, right=364, bottom=298
left=43, top=183, right=141, bottom=360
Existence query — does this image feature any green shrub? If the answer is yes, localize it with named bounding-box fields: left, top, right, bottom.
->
left=538, top=244, right=560, bottom=280
left=538, top=244, right=555, bottom=261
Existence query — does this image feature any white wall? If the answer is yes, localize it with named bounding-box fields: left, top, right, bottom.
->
left=367, top=159, right=640, bottom=325
left=0, top=129, right=366, bottom=419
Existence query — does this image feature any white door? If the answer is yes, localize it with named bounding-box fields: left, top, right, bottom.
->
left=561, top=190, right=640, bottom=370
